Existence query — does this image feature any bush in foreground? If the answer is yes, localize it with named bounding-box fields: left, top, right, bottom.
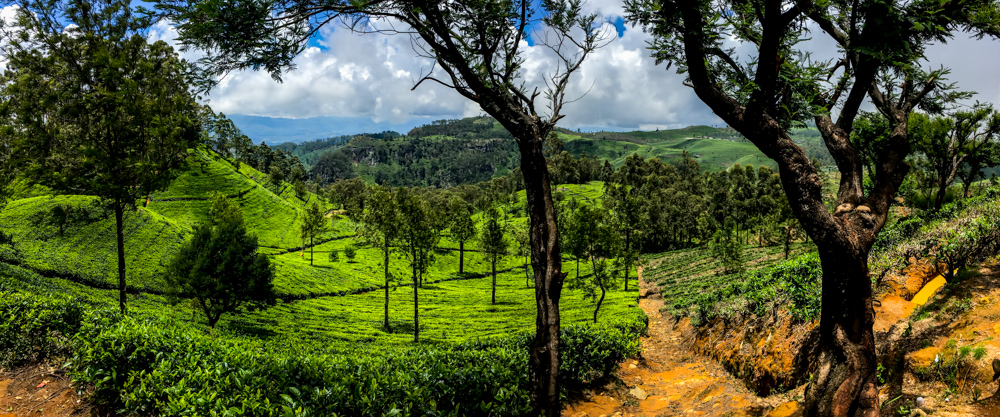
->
left=0, top=288, right=646, bottom=417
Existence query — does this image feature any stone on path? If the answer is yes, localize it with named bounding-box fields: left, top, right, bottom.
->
left=629, top=387, right=648, bottom=400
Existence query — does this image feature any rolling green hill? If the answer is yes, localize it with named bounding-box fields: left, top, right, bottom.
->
left=290, top=117, right=815, bottom=186
left=0, top=148, right=638, bottom=347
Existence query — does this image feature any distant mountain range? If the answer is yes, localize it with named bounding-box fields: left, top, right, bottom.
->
left=228, top=114, right=654, bottom=144
left=228, top=114, right=435, bottom=144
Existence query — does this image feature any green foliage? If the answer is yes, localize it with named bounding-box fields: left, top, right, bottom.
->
left=57, top=298, right=646, bottom=416
left=300, top=201, right=331, bottom=265
left=646, top=244, right=820, bottom=325
left=709, top=228, right=745, bottom=275
left=164, top=195, right=276, bottom=327
left=269, top=166, right=286, bottom=193
left=913, top=339, right=990, bottom=395
left=0, top=0, right=202, bottom=313
left=328, top=249, right=340, bottom=263
left=0, top=291, right=84, bottom=367
left=343, top=244, right=357, bottom=262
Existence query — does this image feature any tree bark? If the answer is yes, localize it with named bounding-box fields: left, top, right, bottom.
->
left=491, top=256, right=497, bottom=305
left=517, top=135, right=565, bottom=417
left=114, top=200, right=127, bottom=315
left=803, top=244, right=879, bottom=416
left=623, top=231, right=630, bottom=291
left=459, top=240, right=465, bottom=274
left=594, top=285, right=605, bottom=324
left=383, top=235, right=391, bottom=332
left=413, top=261, right=419, bottom=343
left=310, top=235, right=314, bottom=265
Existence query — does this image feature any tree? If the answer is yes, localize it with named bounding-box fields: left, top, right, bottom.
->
left=300, top=202, right=330, bottom=265
left=480, top=205, right=509, bottom=305
left=625, top=0, right=999, bottom=414
left=268, top=166, right=285, bottom=193
left=343, top=244, right=357, bottom=262
left=911, top=104, right=1000, bottom=209
left=605, top=182, right=641, bottom=291
left=165, top=194, right=275, bottom=327
left=513, top=220, right=532, bottom=288
left=357, top=185, right=400, bottom=331
left=396, top=188, right=439, bottom=342
left=564, top=203, right=619, bottom=323
left=0, top=0, right=201, bottom=314
left=158, top=0, right=611, bottom=411
left=449, top=199, right=477, bottom=274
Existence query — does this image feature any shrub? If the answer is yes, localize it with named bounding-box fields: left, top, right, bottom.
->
left=62, top=298, right=647, bottom=416
left=328, top=249, right=340, bottom=263
left=0, top=291, right=84, bottom=367
left=344, top=244, right=357, bottom=262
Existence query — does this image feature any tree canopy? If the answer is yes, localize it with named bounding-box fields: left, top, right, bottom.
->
left=165, top=194, right=276, bottom=327
left=0, top=0, right=201, bottom=314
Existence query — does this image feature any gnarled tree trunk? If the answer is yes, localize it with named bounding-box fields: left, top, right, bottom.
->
left=516, top=129, right=565, bottom=417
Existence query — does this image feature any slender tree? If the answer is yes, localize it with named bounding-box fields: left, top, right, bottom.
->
left=449, top=199, right=477, bottom=274
left=0, top=0, right=201, bottom=314
left=604, top=182, right=641, bottom=290
left=358, top=185, right=400, bottom=332
left=157, top=1, right=612, bottom=410
left=564, top=203, right=619, bottom=323
left=300, top=202, right=330, bottom=265
left=396, top=188, right=438, bottom=342
left=480, top=205, right=509, bottom=305
left=625, top=0, right=999, bottom=414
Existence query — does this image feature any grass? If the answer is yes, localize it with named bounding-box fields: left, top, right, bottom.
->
left=555, top=129, right=776, bottom=172
left=0, top=149, right=641, bottom=349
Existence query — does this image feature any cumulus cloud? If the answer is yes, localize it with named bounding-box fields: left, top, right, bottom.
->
left=150, top=2, right=999, bottom=131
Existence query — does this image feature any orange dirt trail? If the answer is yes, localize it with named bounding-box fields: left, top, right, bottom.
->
left=564, top=267, right=796, bottom=417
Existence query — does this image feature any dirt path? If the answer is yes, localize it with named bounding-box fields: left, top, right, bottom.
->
left=564, top=267, right=796, bottom=417
left=0, top=365, right=90, bottom=417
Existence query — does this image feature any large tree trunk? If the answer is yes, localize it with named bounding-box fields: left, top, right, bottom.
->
left=114, top=200, right=127, bottom=315
left=803, top=244, right=878, bottom=417
left=518, top=135, right=565, bottom=417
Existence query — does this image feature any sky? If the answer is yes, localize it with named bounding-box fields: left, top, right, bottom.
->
left=15, top=1, right=1000, bottom=142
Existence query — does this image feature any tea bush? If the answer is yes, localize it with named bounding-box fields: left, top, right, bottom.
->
left=0, top=286, right=647, bottom=417
left=0, top=291, right=85, bottom=367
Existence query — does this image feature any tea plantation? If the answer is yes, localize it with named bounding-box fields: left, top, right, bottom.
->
left=0, top=147, right=646, bottom=415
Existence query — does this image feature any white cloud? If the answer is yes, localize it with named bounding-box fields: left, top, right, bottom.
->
left=150, top=2, right=999, bottom=131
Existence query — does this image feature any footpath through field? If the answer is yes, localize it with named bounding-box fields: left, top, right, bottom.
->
left=564, top=266, right=798, bottom=417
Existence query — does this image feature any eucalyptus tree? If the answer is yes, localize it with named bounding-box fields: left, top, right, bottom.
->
left=604, top=182, right=641, bottom=290
left=564, top=203, right=618, bottom=323
left=479, top=205, right=509, bottom=305
left=357, top=184, right=401, bottom=332
left=448, top=199, right=477, bottom=274
left=156, top=0, right=611, bottom=410
left=396, top=188, right=439, bottom=342
left=625, top=0, right=1000, bottom=414
left=911, top=104, right=1000, bottom=209
left=0, top=0, right=201, bottom=314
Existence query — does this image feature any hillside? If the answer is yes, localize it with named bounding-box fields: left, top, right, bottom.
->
left=279, top=117, right=839, bottom=187
left=0, top=148, right=639, bottom=344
